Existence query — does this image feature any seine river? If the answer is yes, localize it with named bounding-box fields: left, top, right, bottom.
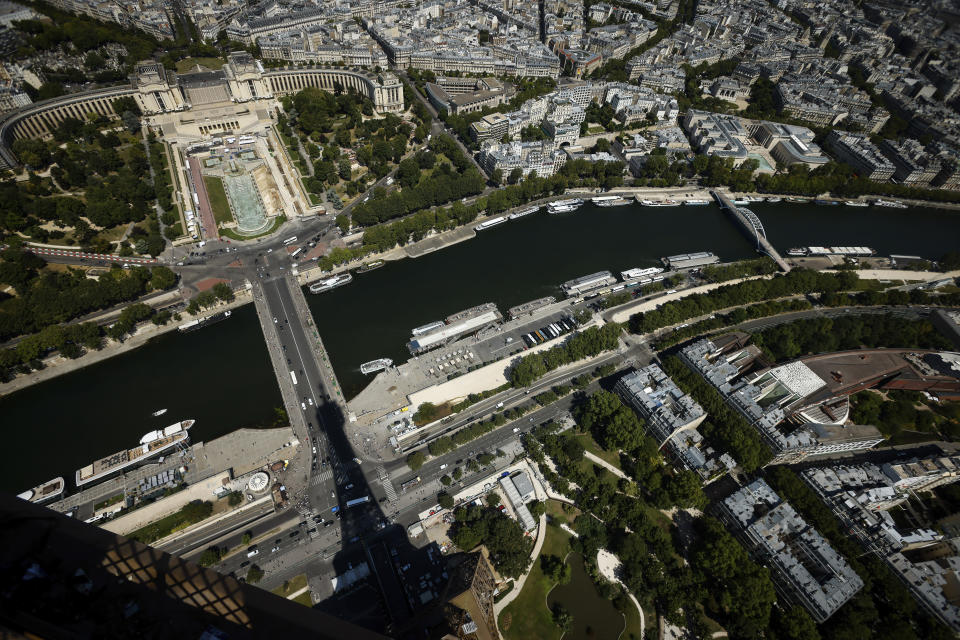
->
left=2, top=200, right=958, bottom=493
left=0, top=304, right=282, bottom=493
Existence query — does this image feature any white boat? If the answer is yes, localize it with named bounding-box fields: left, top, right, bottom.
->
left=661, top=199, right=680, bottom=206
left=595, top=197, right=629, bottom=207
left=845, top=200, right=869, bottom=207
left=360, top=358, right=393, bottom=374
left=152, top=408, right=167, bottom=417
left=745, top=196, right=764, bottom=202
left=474, top=216, right=508, bottom=231
left=639, top=200, right=672, bottom=207
left=765, top=197, right=782, bottom=203
left=140, top=420, right=193, bottom=445
left=685, top=199, right=710, bottom=205
left=548, top=204, right=579, bottom=214
left=77, top=420, right=195, bottom=487
left=731, top=198, right=750, bottom=205
left=509, top=206, right=539, bottom=219
left=787, top=248, right=808, bottom=256
left=309, top=273, right=353, bottom=293
left=592, top=195, right=621, bottom=203
left=873, top=199, right=907, bottom=209
left=17, top=477, right=65, bottom=504
left=550, top=198, right=583, bottom=207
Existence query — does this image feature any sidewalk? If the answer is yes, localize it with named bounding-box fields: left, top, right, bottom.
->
left=584, top=451, right=628, bottom=481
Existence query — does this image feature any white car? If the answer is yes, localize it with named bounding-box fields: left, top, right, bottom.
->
left=301, top=402, right=307, bottom=410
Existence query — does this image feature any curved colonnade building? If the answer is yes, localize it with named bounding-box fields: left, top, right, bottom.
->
left=0, top=52, right=404, bottom=168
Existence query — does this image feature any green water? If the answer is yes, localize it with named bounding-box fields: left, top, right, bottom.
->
left=547, top=553, right=625, bottom=640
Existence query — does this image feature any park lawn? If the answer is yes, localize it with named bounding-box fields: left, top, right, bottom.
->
left=545, top=500, right=580, bottom=526
left=622, top=597, right=649, bottom=640
left=572, top=431, right=623, bottom=470
left=291, top=591, right=313, bottom=607
left=499, top=521, right=571, bottom=640
left=271, top=573, right=308, bottom=598
left=176, top=57, right=224, bottom=72
left=204, top=176, right=234, bottom=225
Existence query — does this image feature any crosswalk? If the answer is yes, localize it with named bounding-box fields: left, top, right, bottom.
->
left=310, top=469, right=333, bottom=485
left=377, top=465, right=399, bottom=503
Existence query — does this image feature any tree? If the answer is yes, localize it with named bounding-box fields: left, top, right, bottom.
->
left=552, top=603, right=573, bottom=632
left=508, top=168, right=523, bottom=185
left=485, top=492, right=501, bottom=507
left=198, top=547, right=222, bottom=566
left=441, top=474, right=452, bottom=486
left=407, top=451, right=426, bottom=471
left=438, top=491, right=454, bottom=509
left=241, top=532, right=252, bottom=545
left=666, top=469, right=707, bottom=509
left=528, top=500, right=546, bottom=519
left=246, top=565, right=264, bottom=583
left=212, top=282, right=234, bottom=302
left=541, top=554, right=571, bottom=584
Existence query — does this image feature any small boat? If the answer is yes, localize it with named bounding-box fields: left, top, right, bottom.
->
left=765, top=197, right=782, bottom=203
left=785, top=197, right=808, bottom=203
left=685, top=199, right=710, bottom=205
left=731, top=198, right=750, bottom=205
left=360, top=358, right=393, bottom=374
left=874, top=198, right=908, bottom=209
left=814, top=199, right=841, bottom=206
left=844, top=200, right=869, bottom=207
left=356, top=260, right=385, bottom=273
left=152, top=408, right=168, bottom=417
left=661, top=199, right=680, bottom=206
left=787, top=248, right=808, bottom=257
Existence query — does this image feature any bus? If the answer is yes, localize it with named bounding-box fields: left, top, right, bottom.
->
left=400, top=477, right=421, bottom=492
left=283, top=236, right=298, bottom=246
left=346, top=496, right=370, bottom=508
left=290, top=247, right=304, bottom=259
left=290, top=370, right=298, bottom=385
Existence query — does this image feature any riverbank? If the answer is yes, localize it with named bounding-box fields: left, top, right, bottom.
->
left=0, top=290, right=253, bottom=397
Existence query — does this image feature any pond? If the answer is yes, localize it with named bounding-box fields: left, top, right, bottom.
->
left=547, top=553, right=624, bottom=640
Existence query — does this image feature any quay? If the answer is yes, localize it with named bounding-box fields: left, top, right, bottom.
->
left=711, top=190, right=791, bottom=272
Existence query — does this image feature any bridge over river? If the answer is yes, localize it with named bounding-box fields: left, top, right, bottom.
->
left=711, top=190, right=792, bottom=272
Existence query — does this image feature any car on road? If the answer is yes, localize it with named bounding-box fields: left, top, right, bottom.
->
left=273, top=317, right=278, bottom=323
left=271, top=546, right=280, bottom=553
left=246, top=547, right=259, bottom=557
left=301, top=402, right=307, bottom=410
left=240, top=560, right=250, bottom=568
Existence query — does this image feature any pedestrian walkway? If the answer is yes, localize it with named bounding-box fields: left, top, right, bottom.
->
left=583, top=451, right=628, bottom=481
left=310, top=469, right=333, bottom=485
left=377, top=465, right=398, bottom=503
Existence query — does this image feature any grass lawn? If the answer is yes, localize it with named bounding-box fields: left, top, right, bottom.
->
left=545, top=500, right=580, bottom=526
left=203, top=176, right=234, bottom=225
left=176, top=57, right=224, bottom=72
left=271, top=573, right=308, bottom=598
left=887, top=430, right=940, bottom=446
left=499, top=517, right=571, bottom=640
left=622, top=597, right=648, bottom=640
left=572, top=431, right=623, bottom=470
left=291, top=592, right=313, bottom=607
left=220, top=215, right=286, bottom=241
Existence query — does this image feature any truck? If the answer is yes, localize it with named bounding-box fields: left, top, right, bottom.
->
left=346, top=496, right=370, bottom=508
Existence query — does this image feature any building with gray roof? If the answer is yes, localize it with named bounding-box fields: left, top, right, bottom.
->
left=719, top=479, right=863, bottom=623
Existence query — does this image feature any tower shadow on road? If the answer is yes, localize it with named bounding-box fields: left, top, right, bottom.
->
left=309, top=388, right=450, bottom=638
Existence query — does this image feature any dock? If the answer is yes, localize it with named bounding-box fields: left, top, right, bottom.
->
left=711, top=190, right=791, bottom=272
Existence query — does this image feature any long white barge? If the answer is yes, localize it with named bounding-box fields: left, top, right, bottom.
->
left=75, top=420, right=194, bottom=487
left=309, top=273, right=353, bottom=293
left=475, top=216, right=507, bottom=231
left=509, top=206, right=540, bottom=219
left=17, top=477, right=65, bottom=504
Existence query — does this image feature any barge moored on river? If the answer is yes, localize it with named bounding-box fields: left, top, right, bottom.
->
left=17, top=477, right=65, bottom=504
left=309, top=273, right=353, bottom=293
left=75, top=420, right=194, bottom=487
